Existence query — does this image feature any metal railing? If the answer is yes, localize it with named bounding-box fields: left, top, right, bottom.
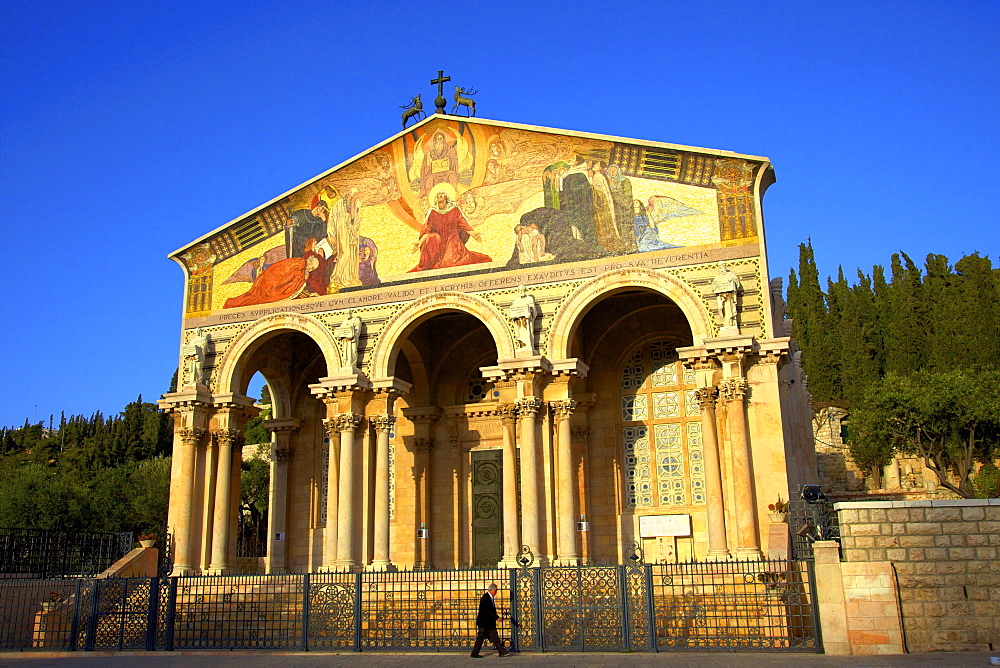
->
left=787, top=499, right=841, bottom=560
left=0, top=560, right=819, bottom=653
left=0, top=529, right=133, bottom=579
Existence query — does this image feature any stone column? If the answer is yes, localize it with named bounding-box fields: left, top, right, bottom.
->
left=207, top=429, right=239, bottom=574
left=200, top=438, right=219, bottom=570
left=551, top=399, right=579, bottom=565
left=696, top=387, right=730, bottom=559
left=265, top=418, right=299, bottom=574
left=320, top=418, right=340, bottom=571
left=171, top=426, right=204, bottom=576
left=336, top=412, right=362, bottom=570
left=498, top=403, right=521, bottom=568
left=719, top=378, right=761, bottom=558
left=413, top=437, right=434, bottom=569
left=369, top=414, right=395, bottom=571
left=517, top=397, right=542, bottom=565
left=570, top=425, right=591, bottom=565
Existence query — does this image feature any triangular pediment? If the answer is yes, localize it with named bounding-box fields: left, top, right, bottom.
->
left=172, top=116, right=772, bottom=319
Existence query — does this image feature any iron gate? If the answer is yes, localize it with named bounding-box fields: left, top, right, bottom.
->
left=2, top=560, right=819, bottom=653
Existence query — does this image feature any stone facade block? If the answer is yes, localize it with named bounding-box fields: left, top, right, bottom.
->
left=907, top=522, right=943, bottom=535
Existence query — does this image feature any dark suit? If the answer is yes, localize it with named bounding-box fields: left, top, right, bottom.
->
left=471, top=590, right=506, bottom=656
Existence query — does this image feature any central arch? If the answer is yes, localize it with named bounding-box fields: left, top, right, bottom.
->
left=547, top=267, right=715, bottom=361
left=370, top=291, right=516, bottom=380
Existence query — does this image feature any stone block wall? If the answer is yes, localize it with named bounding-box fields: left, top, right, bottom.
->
left=836, top=499, right=1000, bottom=653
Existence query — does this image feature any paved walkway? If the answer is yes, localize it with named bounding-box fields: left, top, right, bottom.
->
left=1, top=650, right=997, bottom=667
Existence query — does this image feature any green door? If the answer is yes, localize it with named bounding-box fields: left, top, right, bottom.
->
left=471, top=449, right=503, bottom=568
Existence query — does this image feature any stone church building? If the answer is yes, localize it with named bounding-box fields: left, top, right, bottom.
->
left=159, top=115, right=816, bottom=574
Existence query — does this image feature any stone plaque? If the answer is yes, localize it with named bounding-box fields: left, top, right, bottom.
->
left=639, top=514, right=691, bottom=538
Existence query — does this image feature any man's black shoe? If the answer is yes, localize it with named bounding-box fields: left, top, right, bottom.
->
left=470, top=653, right=483, bottom=658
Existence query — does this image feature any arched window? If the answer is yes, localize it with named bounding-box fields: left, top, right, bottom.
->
left=620, top=339, right=705, bottom=509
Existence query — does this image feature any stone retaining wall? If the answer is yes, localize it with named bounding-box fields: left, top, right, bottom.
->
left=836, top=499, right=1000, bottom=653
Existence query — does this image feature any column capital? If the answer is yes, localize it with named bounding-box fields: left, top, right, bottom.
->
left=570, top=425, right=590, bottom=441
left=322, top=417, right=340, bottom=437
left=718, top=377, right=750, bottom=403
left=516, top=397, right=543, bottom=418
left=334, top=412, right=362, bottom=432
left=273, top=447, right=294, bottom=462
left=497, top=403, right=518, bottom=426
left=695, top=386, right=719, bottom=409
left=212, top=428, right=242, bottom=448
left=550, top=399, right=577, bottom=422
left=178, top=426, right=206, bottom=445
left=371, top=414, right=396, bottom=434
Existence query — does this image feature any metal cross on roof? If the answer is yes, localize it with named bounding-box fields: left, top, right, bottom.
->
left=431, top=70, right=451, bottom=114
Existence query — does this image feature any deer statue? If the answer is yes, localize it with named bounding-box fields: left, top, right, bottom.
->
left=400, top=94, right=425, bottom=129
left=451, top=86, right=477, bottom=117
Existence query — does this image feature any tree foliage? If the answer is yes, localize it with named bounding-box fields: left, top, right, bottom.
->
left=788, top=246, right=1000, bottom=497
left=0, top=395, right=174, bottom=534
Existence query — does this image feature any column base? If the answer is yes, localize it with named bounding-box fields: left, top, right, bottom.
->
left=170, top=565, right=197, bottom=577
left=335, top=560, right=361, bottom=572
left=365, top=561, right=397, bottom=572
left=318, top=564, right=344, bottom=573
left=204, top=566, right=229, bottom=576
left=734, top=547, right=763, bottom=560
left=706, top=549, right=732, bottom=561
left=552, top=556, right=580, bottom=567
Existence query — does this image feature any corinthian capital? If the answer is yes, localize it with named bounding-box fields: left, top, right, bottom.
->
left=695, top=387, right=719, bottom=409
left=497, top=403, right=518, bottom=425
left=718, top=378, right=750, bottom=403
left=516, top=397, right=543, bottom=419
left=212, top=428, right=242, bottom=448
left=178, top=427, right=205, bottom=445
left=549, top=399, right=577, bottom=422
left=371, top=415, right=396, bottom=434
left=335, top=412, right=362, bottom=432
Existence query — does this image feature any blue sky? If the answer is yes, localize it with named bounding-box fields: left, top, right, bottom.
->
left=1, top=0, right=997, bottom=428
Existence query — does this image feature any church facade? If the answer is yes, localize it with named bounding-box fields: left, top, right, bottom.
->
left=160, top=116, right=816, bottom=574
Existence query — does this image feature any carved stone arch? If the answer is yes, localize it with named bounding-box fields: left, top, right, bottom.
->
left=369, top=291, right=515, bottom=380
left=213, top=312, right=343, bottom=397
left=548, top=267, right=714, bottom=360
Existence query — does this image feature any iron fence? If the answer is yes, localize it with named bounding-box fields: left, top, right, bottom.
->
left=0, top=561, right=819, bottom=653
left=787, top=499, right=841, bottom=560
left=0, top=528, right=133, bottom=579
left=650, top=559, right=818, bottom=651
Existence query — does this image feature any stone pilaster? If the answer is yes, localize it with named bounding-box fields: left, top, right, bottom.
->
left=171, top=425, right=206, bottom=575
left=264, top=418, right=300, bottom=574
left=497, top=403, right=521, bottom=567
left=335, top=412, right=362, bottom=570
left=695, top=387, right=730, bottom=559
left=207, top=428, right=241, bottom=574
left=320, top=417, right=340, bottom=571
left=369, top=414, right=396, bottom=572
left=719, top=377, right=761, bottom=558
left=516, top=396, right=543, bottom=565
left=551, top=399, right=579, bottom=565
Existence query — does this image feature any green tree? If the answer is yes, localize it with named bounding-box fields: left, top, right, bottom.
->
left=851, top=369, right=1000, bottom=498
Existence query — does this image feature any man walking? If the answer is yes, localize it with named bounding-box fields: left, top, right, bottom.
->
left=471, top=583, right=508, bottom=658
